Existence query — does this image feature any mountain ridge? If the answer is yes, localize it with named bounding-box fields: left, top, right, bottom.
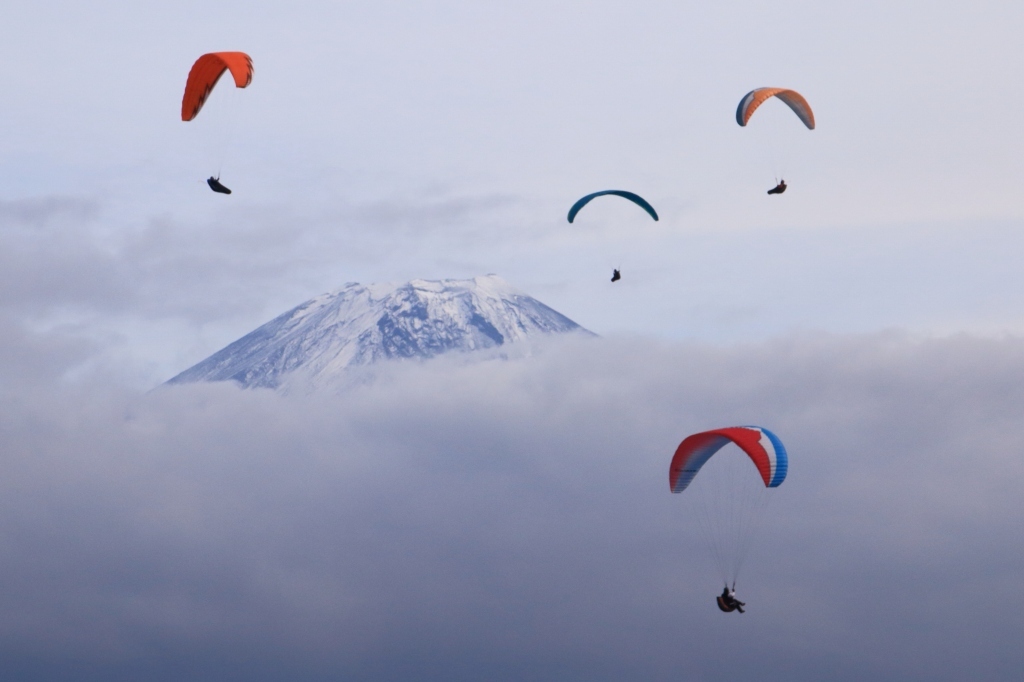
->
left=167, top=275, right=591, bottom=390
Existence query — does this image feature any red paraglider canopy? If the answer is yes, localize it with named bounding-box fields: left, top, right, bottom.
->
left=181, top=52, right=253, bottom=122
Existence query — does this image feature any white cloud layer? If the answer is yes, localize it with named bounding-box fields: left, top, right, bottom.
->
left=1, top=333, right=1022, bottom=681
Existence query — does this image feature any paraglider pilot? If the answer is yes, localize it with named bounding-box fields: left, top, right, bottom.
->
left=611, top=269, right=621, bottom=282
left=207, top=176, right=232, bottom=195
left=767, top=179, right=787, bottom=195
left=718, top=585, right=746, bottom=613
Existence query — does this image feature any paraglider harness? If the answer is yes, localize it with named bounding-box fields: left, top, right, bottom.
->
left=767, top=179, right=786, bottom=195
left=717, top=585, right=745, bottom=613
left=207, top=176, right=232, bottom=194
left=611, top=269, right=621, bottom=282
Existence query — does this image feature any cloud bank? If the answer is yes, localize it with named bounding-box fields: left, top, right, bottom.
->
left=1, top=333, right=1022, bottom=681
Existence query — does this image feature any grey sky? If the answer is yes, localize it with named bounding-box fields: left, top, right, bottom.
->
left=1, top=2, right=1023, bottom=679
left=3, top=1, right=1024, bottom=381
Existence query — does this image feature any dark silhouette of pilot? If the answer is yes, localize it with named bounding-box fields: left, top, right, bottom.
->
left=207, top=176, right=232, bottom=194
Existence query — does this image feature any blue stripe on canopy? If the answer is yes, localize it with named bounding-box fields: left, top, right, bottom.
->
left=760, top=427, right=789, bottom=487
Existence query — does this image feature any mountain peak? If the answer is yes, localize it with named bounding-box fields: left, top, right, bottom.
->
left=167, top=275, right=591, bottom=389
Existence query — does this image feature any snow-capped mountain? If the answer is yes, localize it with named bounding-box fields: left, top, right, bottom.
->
left=167, top=275, right=591, bottom=389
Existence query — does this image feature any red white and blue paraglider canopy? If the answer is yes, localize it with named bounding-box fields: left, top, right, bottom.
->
left=669, top=426, right=787, bottom=493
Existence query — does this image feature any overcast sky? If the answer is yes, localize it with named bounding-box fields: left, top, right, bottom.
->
left=1, top=2, right=1023, bottom=680
left=4, top=0, right=1024, bottom=381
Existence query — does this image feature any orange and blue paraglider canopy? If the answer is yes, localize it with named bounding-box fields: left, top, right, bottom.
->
left=736, top=88, right=814, bottom=130
left=181, top=52, right=253, bottom=122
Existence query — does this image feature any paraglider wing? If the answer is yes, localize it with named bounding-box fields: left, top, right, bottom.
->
left=736, top=88, right=814, bottom=130
left=182, top=52, right=253, bottom=121
left=669, top=426, right=787, bottom=493
left=567, top=190, right=659, bottom=223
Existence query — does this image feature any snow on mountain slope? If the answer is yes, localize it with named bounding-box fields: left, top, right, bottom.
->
left=166, top=275, right=592, bottom=389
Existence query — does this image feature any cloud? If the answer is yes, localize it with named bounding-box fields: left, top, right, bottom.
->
left=0, top=197, right=99, bottom=226
left=0, top=191, right=527, bottom=320
left=0, top=332, right=1022, bottom=680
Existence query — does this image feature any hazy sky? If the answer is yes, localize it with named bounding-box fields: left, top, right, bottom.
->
left=1, top=2, right=1023, bottom=680
left=3, top=1, right=1024, bottom=381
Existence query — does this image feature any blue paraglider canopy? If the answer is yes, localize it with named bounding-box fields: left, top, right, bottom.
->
left=567, top=190, right=659, bottom=223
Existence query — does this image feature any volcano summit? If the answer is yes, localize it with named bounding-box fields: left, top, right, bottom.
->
left=167, top=275, right=591, bottom=390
